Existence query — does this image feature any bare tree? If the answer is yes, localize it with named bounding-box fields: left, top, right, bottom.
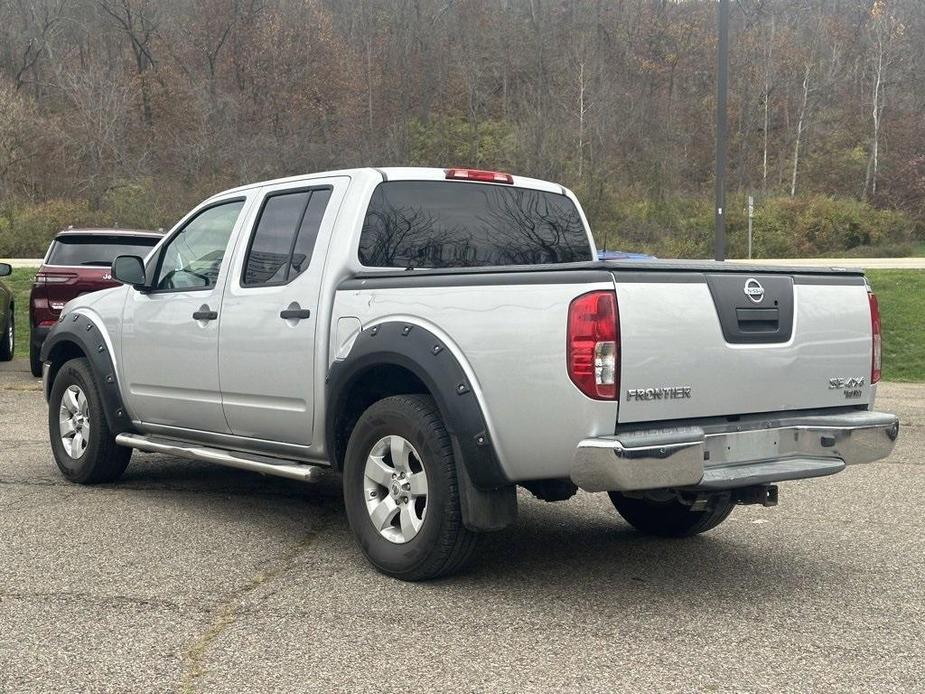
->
left=864, top=0, right=904, bottom=200
left=0, top=78, right=42, bottom=196
left=96, top=0, right=158, bottom=125
left=55, top=65, right=134, bottom=206
left=762, top=12, right=776, bottom=194
left=790, top=59, right=812, bottom=198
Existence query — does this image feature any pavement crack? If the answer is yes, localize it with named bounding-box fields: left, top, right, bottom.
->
left=0, top=476, right=67, bottom=488
left=0, top=590, right=187, bottom=612
left=0, top=489, right=80, bottom=512
left=178, top=518, right=329, bottom=693
left=0, top=384, right=42, bottom=392
left=0, top=475, right=338, bottom=502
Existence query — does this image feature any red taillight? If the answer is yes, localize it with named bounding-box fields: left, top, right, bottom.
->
left=567, top=291, right=619, bottom=399
left=869, top=290, right=881, bottom=384
left=445, top=168, right=514, bottom=184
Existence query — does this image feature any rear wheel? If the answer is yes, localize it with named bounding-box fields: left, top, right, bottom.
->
left=343, top=394, right=478, bottom=581
left=609, top=491, right=734, bottom=538
left=48, top=357, right=131, bottom=484
left=0, top=308, right=13, bottom=361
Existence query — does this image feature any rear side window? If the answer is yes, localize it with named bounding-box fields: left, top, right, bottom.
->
left=46, top=235, right=159, bottom=266
left=243, top=188, right=331, bottom=286
left=358, top=181, right=592, bottom=268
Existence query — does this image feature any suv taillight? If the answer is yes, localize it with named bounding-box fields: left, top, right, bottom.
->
left=567, top=290, right=619, bottom=399
left=34, top=272, right=76, bottom=285
left=869, top=290, right=881, bottom=384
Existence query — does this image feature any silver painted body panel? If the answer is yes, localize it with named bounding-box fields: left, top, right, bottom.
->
left=331, top=282, right=619, bottom=481
left=615, top=280, right=875, bottom=423
left=218, top=176, right=349, bottom=445
left=119, top=193, right=256, bottom=433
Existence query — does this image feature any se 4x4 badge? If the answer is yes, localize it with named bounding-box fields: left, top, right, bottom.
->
left=829, top=376, right=865, bottom=399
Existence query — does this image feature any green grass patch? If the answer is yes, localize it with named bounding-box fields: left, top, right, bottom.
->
left=4, top=266, right=922, bottom=381
left=866, top=270, right=925, bottom=382
left=5, top=267, right=37, bottom=358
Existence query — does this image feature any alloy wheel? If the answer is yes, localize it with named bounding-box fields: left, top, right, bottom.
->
left=59, top=385, right=90, bottom=459
left=363, top=435, right=428, bottom=543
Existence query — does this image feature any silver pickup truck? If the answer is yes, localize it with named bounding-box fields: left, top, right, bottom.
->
left=41, top=167, right=899, bottom=580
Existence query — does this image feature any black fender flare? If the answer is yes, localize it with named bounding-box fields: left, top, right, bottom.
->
left=41, top=312, right=136, bottom=436
left=325, top=321, right=509, bottom=490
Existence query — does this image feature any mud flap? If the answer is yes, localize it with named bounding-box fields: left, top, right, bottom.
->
left=452, top=437, right=517, bottom=532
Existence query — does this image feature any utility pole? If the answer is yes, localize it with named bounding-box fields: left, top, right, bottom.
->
left=748, top=195, right=754, bottom=259
left=714, top=0, right=730, bottom=261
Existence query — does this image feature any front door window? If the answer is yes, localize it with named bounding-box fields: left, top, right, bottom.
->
left=155, top=201, right=245, bottom=290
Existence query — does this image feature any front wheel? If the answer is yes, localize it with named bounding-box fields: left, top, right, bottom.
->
left=343, top=394, right=478, bottom=581
left=609, top=491, right=734, bottom=538
left=48, top=357, right=131, bottom=484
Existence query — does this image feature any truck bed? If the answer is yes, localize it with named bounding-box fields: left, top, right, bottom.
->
left=337, top=257, right=874, bottom=479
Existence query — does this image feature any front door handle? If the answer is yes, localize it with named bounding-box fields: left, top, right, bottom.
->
left=280, top=305, right=311, bottom=320
left=192, top=305, right=218, bottom=321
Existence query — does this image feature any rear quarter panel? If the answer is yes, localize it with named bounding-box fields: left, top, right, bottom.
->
left=332, top=278, right=619, bottom=482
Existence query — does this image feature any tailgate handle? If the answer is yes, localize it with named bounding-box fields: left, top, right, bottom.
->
left=736, top=307, right=779, bottom=333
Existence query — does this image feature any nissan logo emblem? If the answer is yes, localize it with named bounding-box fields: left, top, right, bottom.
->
left=744, top=278, right=765, bottom=303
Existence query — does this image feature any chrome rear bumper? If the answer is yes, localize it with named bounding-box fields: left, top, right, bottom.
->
left=571, top=410, right=899, bottom=492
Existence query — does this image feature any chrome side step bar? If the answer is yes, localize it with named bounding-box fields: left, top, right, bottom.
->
left=115, top=433, right=327, bottom=482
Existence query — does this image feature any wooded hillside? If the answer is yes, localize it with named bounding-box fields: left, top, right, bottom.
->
left=1, top=0, right=923, bottom=257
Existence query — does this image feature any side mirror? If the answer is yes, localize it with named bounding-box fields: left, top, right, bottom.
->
left=0, top=263, right=10, bottom=278
left=112, top=255, right=147, bottom=290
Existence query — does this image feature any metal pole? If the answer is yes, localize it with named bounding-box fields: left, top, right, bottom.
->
left=714, top=0, right=730, bottom=261
left=748, top=195, right=754, bottom=259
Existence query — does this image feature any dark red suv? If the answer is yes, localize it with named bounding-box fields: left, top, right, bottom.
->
left=29, top=229, right=163, bottom=375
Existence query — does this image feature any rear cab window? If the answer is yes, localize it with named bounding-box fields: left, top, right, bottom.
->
left=46, top=235, right=160, bottom=267
left=358, top=181, right=592, bottom=268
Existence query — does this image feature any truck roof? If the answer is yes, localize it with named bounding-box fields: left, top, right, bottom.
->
left=209, top=167, right=568, bottom=200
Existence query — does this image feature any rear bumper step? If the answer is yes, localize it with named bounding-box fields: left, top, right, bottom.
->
left=115, top=433, right=327, bottom=482
left=571, top=411, right=899, bottom=492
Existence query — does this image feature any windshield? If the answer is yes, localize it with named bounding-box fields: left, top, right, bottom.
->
left=47, top=235, right=160, bottom=267
left=359, top=181, right=592, bottom=268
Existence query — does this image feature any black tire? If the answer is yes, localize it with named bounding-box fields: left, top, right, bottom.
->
left=343, top=394, right=478, bottom=581
left=609, top=491, right=735, bottom=538
left=29, top=337, right=43, bottom=377
left=0, top=307, right=13, bottom=361
left=48, top=357, right=131, bottom=484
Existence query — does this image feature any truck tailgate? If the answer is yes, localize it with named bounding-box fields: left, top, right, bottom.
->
left=614, top=269, right=873, bottom=423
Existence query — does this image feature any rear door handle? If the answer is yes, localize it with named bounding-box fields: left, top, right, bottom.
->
left=280, top=306, right=311, bottom=320
left=192, top=306, right=218, bottom=321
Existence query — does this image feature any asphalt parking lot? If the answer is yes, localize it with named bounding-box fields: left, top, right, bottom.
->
left=1, top=360, right=923, bottom=693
